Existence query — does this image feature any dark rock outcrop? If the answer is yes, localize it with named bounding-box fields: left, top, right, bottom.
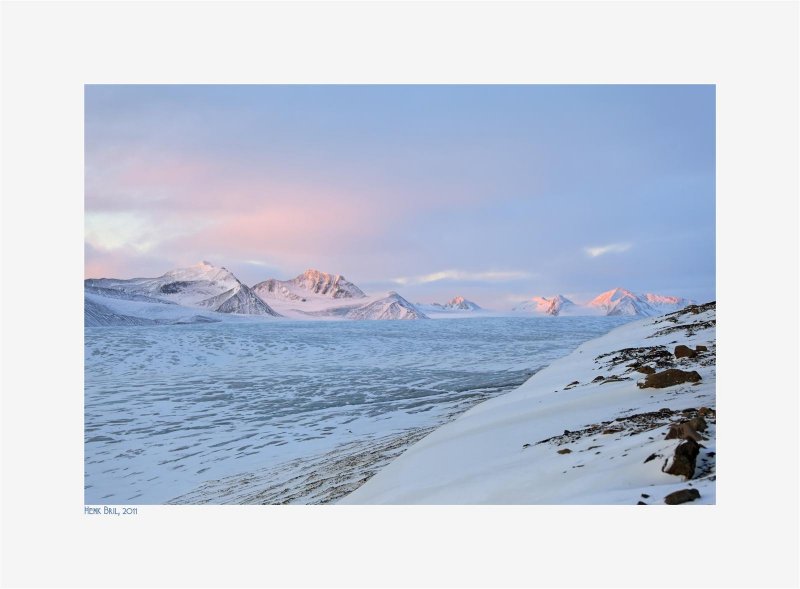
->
left=638, top=369, right=701, bottom=389
left=665, top=422, right=703, bottom=442
left=688, top=416, right=707, bottom=432
left=663, top=439, right=700, bottom=479
left=674, top=345, right=697, bottom=359
left=664, top=488, right=701, bottom=504
left=695, top=345, right=708, bottom=352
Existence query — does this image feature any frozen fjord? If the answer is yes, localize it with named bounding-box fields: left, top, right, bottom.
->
left=84, top=316, right=629, bottom=504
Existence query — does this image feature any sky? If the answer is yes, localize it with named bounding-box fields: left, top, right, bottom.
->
left=85, top=85, right=715, bottom=309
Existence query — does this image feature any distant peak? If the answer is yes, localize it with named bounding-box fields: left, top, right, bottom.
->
left=287, top=268, right=366, bottom=298
left=301, top=268, right=342, bottom=280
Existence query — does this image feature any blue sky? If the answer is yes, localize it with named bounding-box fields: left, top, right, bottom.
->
left=85, top=85, right=715, bottom=308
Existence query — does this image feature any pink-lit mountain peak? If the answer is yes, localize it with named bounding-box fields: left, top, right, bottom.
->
left=290, top=269, right=366, bottom=298
left=589, top=287, right=638, bottom=306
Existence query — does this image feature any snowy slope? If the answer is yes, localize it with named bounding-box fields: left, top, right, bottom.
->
left=85, top=296, right=160, bottom=326
left=84, top=293, right=223, bottom=326
left=340, top=302, right=716, bottom=504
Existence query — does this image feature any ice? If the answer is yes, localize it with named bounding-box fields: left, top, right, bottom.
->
left=84, top=316, right=630, bottom=504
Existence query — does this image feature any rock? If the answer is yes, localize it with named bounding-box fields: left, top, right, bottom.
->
left=592, top=375, right=605, bottom=382
left=674, top=345, right=697, bottom=359
left=636, top=365, right=656, bottom=375
left=663, top=439, right=700, bottom=479
left=641, top=493, right=650, bottom=498
left=688, top=416, right=707, bottom=432
left=564, top=381, right=579, bottom=389
left=664, top=488, right=701, bottom=505
left=698, top=406, right=714, bottom=417
left=638, top=369, right=702, bottom=389
left=695, top=345, right=708, bottom=352
left=557, top=448, right=572, bottom=454
left=637, top=501, right=647, bottom=505
left=602, top=428, right=623, bottom=435
left=665, top=422, right=703, bottom=442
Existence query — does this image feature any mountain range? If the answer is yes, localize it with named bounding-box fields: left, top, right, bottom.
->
left=513, top=288, right=695, bottom=317
left=85, top=262, right=694, bottom=326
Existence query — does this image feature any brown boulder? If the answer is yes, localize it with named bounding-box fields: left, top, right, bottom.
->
left=695, top=345, right=708, bottom=352
left=638, top=369, right=701, bottom=389
left=665, top=422, right=703, bottom=442
left=557, top=448, right=572, bottom=454
left=688, top=416, right=707, bottom=432
left=698, top=406, right=714, bottom=417
left=636, top=365, right=656, bottom=374
left=674, top=345, right=697, bottom=359
left=592, top=375, right=605, bottom=382
left=664, top=488, right=701, bottom=505
left=662, top=439, right=700, bottom=479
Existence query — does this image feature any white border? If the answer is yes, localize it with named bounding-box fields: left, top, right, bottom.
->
left=2, top=2, right=798, bottom=588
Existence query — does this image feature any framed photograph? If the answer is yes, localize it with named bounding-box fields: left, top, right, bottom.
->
left=84, top=84, right=716, bottom=506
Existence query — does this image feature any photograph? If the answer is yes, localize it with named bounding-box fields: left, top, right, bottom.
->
left=84, top=84, right=717, bottom=506
left=3, top=1, right=799, bottom=587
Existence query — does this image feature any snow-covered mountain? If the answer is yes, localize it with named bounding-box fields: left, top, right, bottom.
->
left=513, top=295, right=576, bottom=316
left=345, top=292, right=428, bottom=320
left=252, top=269, right=366, bottom=303
left=640, top=293, right=695, bottom=312
left=587, top=288, right=694, bottom=317
left=415, top=296, right=482, bottom=315
left=514, top=288, right=694, bottom=317
left=251, top=269, right=427, bottom=320
left=587, top=288, right=657, bottom=317
left=441, top=296, right=481, bottom=311
left=196, top=284, right=280, bottom=316
left=85, top=261, right=281, bottom=317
